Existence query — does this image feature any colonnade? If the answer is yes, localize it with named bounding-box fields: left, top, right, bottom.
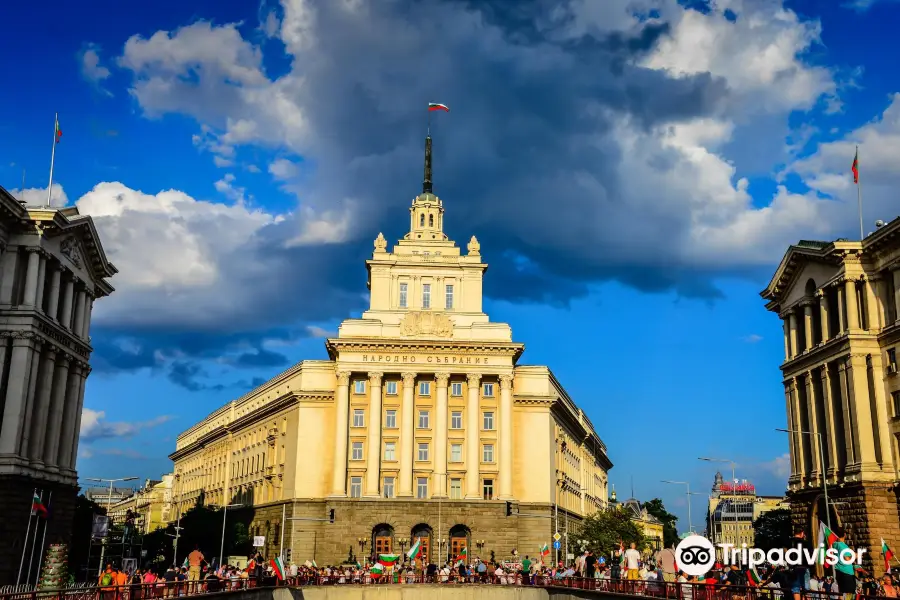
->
left=330, top=370, right=514, bottom=500
left=0, top=244, right=95, bottom=477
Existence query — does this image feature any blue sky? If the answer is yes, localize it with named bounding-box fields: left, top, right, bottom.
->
left=3, top=0, right=900, bottom=531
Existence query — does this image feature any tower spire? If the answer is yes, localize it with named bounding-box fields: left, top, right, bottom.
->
left=423, top=135, right=433, bottom=194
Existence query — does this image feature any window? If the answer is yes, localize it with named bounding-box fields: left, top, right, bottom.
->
left=451, top=411, right=462, bottom=429
left=450, top=444, right=462, bottom=462
left=483, top=383, right=494, bottom=397
left=352, top=409, right=365, bottom=428
left=384, top=442, right=396, bottom=461
left=890, top=348, right=898, bottom=370
left=351, top=441, right=363, bottom=461
left=386, top=381, right=398, bottom=395
left=420, top=214, right=425, bottom=227
left=450, top=479, right=462, bottom=499
left=483, top=479, right=494, bottom=500
left=483, top=411, right=494, bottom=430
left=418, top=443, right=429, bottom=461
left=429, top=214, right=434, bottom=227
left=383, top=477, right=395, bottom=498
left=893, top=391, right=900, bottom=417
left=422, top=284, right=431, bottom=309
left=451, top=383, right=462, bottom=397
left=483, top=444, right=494, bottom=462
left=419, top=381, right=431, bottom=396
left=445, top=284, right=454, bottom=309
left=418, top=410, right=430, bottom=428
left=354, top=380, right=366, bottom=394
left=350, top=477, right=362, bottom=498
left=385, top=410, right=397, bottom=428
left=417, top=477, right=428, bottom=499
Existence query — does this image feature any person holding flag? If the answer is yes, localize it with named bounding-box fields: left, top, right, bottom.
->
left=831, top=526, right=857, bottom=600
left=883, top=540, right=895, bottom=575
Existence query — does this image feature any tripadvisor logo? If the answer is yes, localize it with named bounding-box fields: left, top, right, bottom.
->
left=675, top=535, right=868, bottom=577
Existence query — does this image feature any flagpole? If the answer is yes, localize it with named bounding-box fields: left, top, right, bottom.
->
left=26, top=490, right=44, bottom=584
left=857, top=145, right=864, bottom=240
left=16, top=489, right=37, bottom=585
left=46, top=113, right=58, bottom=207
left=34, top=490, right=52, bottom=587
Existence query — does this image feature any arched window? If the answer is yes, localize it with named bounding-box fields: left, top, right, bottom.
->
left=429, top=214, right=434, bottom=227
left=420, top=214, right=425, bottom=227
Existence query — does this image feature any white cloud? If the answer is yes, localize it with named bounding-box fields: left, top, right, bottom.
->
left=10, top=184, right=68, bottom=207
left=79, top=44, right=113, bottom=96
left=268, top=158, right=300, bottom=180
left=742, top=334, right=764, bottom=343
left=80, top=407, right=172, bottom=442
left=761, top=452, right=791, bottom=480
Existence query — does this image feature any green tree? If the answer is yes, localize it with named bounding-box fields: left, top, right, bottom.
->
left=579, top=508, right=645, bottom=558
left=642, top=498, right=679, bottom=548
left=753, top=508, right=792, bottom=552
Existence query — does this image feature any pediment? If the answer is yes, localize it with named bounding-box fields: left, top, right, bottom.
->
left=761, top=242, right=842, bottom=309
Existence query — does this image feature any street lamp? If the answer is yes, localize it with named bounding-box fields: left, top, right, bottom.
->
left=661, top=480, right=694, bottom=534
left=85, top=476, right=138, bottom=576
left=214, top=503, right=243, bottom=568
left=698, top=457, right=737, bottom=554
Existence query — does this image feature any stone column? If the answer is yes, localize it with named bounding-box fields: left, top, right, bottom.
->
left=330, top=371, right=351, bottom=496
left=894, top=269, right=900, bottom=324
left=364, top=371, right=383, bottom=497
left=803, top=302, right=814, bottom=350
left=465, top=373, right=481, bottom=499
left=73, top=289, right=86, bottom=337
left=70, top=367, right=89, bottom=470
left=499, top=374, right=514, bottom=499
left=0, top=248, right=18, bottom=304
left=58, top=363, right=84, bottom=470
left=22, top=248, right=41, bottom=308
left=0, top=334, right=37, bottom=455
left=35, top=254, right=46, bottom=311
left=806, top=371, right=821, bottom=481
left=399, top=372, right=416, bottom=497
left=43, top=355, right=70, bottom=469
left=837, top=360, right=856, bottom=464
left=788, top=310, right=799, bottom=358
left=785, top=381, right=798, bottom=479
left=820, top=365, right=840, bottom=479
left=46, top=264, right=61, bottom=321
left=28, top=348, right=56, bottom=466
left=846, top=355, right=878, bottom=468
left=60, top=276, right=74, bottom=330
left=818, top=290, right=830, bottom=342
left=81, top=296, right=94, bottom=339
left=846, top=278, right=860, bottom=331
left=865, top=276, right=882, bottom=331
left=837, top=285, right=847, bottom=333
left=434, top=373, right=450, bottom=498
left=791, top=377, right=807, bottom=481
left=782, top=318, right=791, bottom=361
left=19, top=342, right=43, bottom=460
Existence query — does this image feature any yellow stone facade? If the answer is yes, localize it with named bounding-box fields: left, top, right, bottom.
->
left=169, top=137, right=611, bottom=564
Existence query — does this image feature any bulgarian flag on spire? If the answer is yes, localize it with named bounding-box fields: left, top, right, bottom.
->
left=407, top=538, right=422, bottom=561
left=428, top=103, right=450, bottom=112
left=31, top=491, right=48, bottom=517
left=883, top=540, right=894, bottom=574
left=852, top=147, right=859, bottom=184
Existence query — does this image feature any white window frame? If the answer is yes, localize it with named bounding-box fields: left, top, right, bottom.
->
left=445, top=284, right=454, bottom=309
left=399, top=282, right=408, bottom=308
left=418, top=443, right=429, bottom=461
left=351, top=441, right=363, bottom=461
left=483, top=383, right=494, bottom=397
left=385, top=381, right=398, bottom=395
left=416, top=477, right=428, bottom=499
left=450, top=444, right=462, bottom=462
left=483, top=479, right=494, bottom=500
left=354, top=380, right=366, bottom=394
left=352, top=409, right=365, bottom=428
left=422, top=283, right=431, bottom=309
left=350, top=476, right=362, bottom=498
left=450, top=478, right=462, bottom=499
left=385, top=410, right=397, bottom=428
left=451, top=382, right=462, bottom=397
left=483, top=411, right=494, bottom=431
left=419, top=381, right=431, bottom=396
left=483, top=444, right=494, bottom=463
left=450, top=411, right=462, bottom=429
left=384, top=441, right=396, bottom=461
left=383, top=477, right=395, bottom=498
left=418, top=410, right=430, bottom=429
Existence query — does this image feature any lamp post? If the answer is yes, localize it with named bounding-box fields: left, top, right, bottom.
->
left=215, top=503, right=242, bottom=568
left=661, top=480, right=694, bottom=534
left=699, top=457, right=737, bottom=558
left=85, top=476, right=138, bottom=575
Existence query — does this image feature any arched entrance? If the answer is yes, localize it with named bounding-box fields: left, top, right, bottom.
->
left=449, top=524, right=470, bottom=562
left=411, top=523, right=432, bottom=563
left=373, top=523, right=394, bottom=555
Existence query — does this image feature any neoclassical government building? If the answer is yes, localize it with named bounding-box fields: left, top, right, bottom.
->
left=762, top=224, right=900, bottom=575
left=171, top=137, right=612, bottom=565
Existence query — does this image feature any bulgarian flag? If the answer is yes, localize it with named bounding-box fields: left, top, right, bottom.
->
left=270, top=557, right=285, bottom=580
left=818, top=521, right=839, bottom=564
left=31, top=492, right=48, bottom=517
left=455, top=547, right=467, bottom=564
left=247, top=558, right=256, bottom=571
left=883, top=539, right=894, bottom=574
left=378, top=553, right=401, bottom=567
left=540, top=543, right=550, bottom=558
left=407, top=538, right=422, bottom=561
left=428, top=103, right=450, bottom=112
left=618, top=542, right=626, bottom=570
left=54, top=115, right=62, bottom=144
left=746, top=567, right=762, bottom=587
left=852, top=147, right=859, bottom=184
left=370, top=563, right=384, bottom=578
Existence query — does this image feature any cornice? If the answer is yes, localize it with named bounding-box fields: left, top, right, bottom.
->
left=325, top=337, right=525, bottom=360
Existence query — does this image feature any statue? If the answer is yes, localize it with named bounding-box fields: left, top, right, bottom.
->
left=374, top=232, right=387, bottom=253
left=467, top=235, right=480, bottom=256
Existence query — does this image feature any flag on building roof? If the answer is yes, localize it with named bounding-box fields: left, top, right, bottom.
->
left=270, top=557, right=285, bottom=580
left=370, top=563, right=384, bottom=578
left=428, top=103, right=450, bottom=112
left=378, top=554, right=401, bottom=566
left=540, top=543, right=550, bottom=557
left=31, top=492, right=48, bottom=517
left=54, top=115, right=62, bottom=144
left=883, top=539, right=894, bottom=574
left=852, top=148, right=859, bottom=184
left=407, top=538, right=422, bottom=561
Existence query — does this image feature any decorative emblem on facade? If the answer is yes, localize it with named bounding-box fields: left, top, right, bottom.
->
left=60, top=237, right=82, bottom=268
left=399, top=311, right=454, bottom=337
left=467, top=235, right=480, bottom=256
left=374, top=232, right=387, bottom=253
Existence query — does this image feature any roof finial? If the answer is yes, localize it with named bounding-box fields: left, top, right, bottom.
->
left=423, top=135, right=433, bottom=194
